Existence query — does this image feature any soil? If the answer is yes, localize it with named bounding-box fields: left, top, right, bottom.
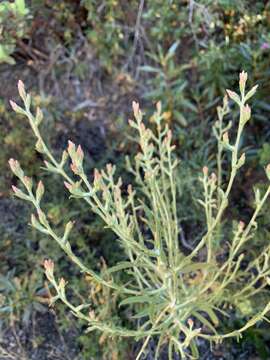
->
left=0, top=311, right=79, bottom=360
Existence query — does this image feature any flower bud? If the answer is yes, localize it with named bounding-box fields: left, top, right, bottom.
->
left=237, top=153, right=246, bottom=168
left=132, top=101, right=140, bottom=118
left=94, top=169, right=101, bottom=187
left=58, top=278, right=67, bottom=296
left=187, top=319, right=194, bottom=328
left=22, top=176, right=33, bottom=192
left=222, top=132, right=229, bottom=144
left=245, top=85, right=258, bottom=102
left=238, top=221, right=245, bottom=232
left=76, top=145, right=84, bottom=162
left=12, top=186, right=30, bottom=201
left=254, top=188, right=261, bottom=207
left=37, top=209, right=48, bottom=227
left=64, top=181, right=72, bottom=191
left=202, top=166, right=208, bottom=176
left=18, top=80, right=26, bottom=102
left=226, top=89, right=240, bottom=105
left=36, top=180, right=45, bottom=203
left=9, top=158, right=24, bottom=178
left=239, top=71, right=248, bottom=95
left=241, top=104, right=251, bottom=124
left=44, top=259, right=54, bottom=280
left=70, top=163, right=80, bottom=175
left=67, top=140, right=76, bottom=159
left=89, top=310, right=96, bottom=320
left=35, top=107, right=43, bottom=126
left=35, top=139, right=45, bottom=153
left=210, top=172, right=217, bottom=183
left=68, top=141, right=84, bottom=174
left=31, top=214, right=39, bottom=228
left=63, top=220, right=75, bottom=243
left=9, top=100, right=24, bottom=114
left=25, top=94, right=31, bottom=110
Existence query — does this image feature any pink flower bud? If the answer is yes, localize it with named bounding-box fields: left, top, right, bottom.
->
left=36, top=181, right=45, bottom=202
left=67, top=140, right=76, bottom=156
left=12, top=185, right=19, bottom=194
left=70, top=163, right=79, bottom=174
left=132, top=101, right=140, bottom=117
left=9, top=158, right=18, bottom=172
left=211, top=173, right=217, bottom=183
left=93, top=170, right=99, bottom=182
left=187, top=319, right=194, bottom=328
left=226, top=89, right=240, bottom=104
left=18, top=80, right=26, bottom=101
left=76, top=145, right=84, bottom=161
left=10, top=100, right=21, bottom=113
left=23, top=176, right=32, bottom=190
left=202, top=166, right=208, bottom=176
left=9, top=158, right=23, bottom=178
left=238, top=221, right=245, bottom=232
left=59, top=278, right=66, bottom=289
left=239, top=71, right=248, bottom=95
left=242, top=104, right=251, bottom=124
left=167, top=129, right=172, bottom=141
left=64, top=181, right=72, bottom=191
left=223, top=132, right=229, bottom=143
left=44, top=259, right=54, bottom=274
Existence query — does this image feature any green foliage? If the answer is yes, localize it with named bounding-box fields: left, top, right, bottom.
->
left=0, top=270, right=47, bottom=326
left=140, top=42, right=195, bottom=127
left=258, top=143, right=270, bottom=167
left=0, top=0, right=30, bottom=64
left=82, top=0, right=138, bottom=72
left=8, top=74, right=270, bottom=359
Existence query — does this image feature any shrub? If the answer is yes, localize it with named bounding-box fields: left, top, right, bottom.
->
left=9, top=73, right=270, bottom=359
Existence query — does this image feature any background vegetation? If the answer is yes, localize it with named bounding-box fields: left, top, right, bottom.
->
left=1, top=1, right=270, bottom=359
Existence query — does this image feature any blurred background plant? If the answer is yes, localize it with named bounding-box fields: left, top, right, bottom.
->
left=0, top=0, right=30, bottom=64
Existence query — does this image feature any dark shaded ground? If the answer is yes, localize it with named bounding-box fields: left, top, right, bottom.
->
left=0, top=312, right=80, bottom=360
